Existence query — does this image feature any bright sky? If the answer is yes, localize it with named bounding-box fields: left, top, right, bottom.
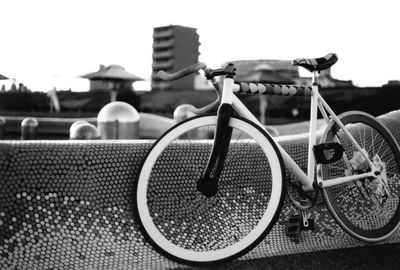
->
left=1, top=0, right=399, bottom=91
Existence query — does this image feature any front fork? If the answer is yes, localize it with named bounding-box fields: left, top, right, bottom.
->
left=197, top=103, right=233, bottom=197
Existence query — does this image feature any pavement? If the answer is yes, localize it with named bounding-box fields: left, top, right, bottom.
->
left=183, top=243, right=400, bottom=270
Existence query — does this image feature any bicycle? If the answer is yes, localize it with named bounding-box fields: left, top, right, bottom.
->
left=135, top=53, right=400, bottom=265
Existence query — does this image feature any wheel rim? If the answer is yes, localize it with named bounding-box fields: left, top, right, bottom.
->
left=137, top=116, right=283, bottom=263
left=322, top=113, right=400, bottom=240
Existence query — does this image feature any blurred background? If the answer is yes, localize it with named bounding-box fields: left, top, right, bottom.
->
left=1, top=0, right=399, bottom=139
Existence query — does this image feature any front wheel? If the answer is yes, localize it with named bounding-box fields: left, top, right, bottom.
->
left=136, top=115, right=285, bottom=265
left=320, top=111, right=400, bottom=241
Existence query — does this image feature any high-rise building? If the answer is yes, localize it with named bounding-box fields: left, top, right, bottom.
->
left=152, top=25, right=200, bottom=90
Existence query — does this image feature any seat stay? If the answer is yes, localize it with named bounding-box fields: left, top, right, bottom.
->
left=317, top=95, right=376, bottom=172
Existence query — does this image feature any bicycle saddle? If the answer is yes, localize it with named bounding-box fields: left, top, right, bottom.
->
left=292, top=53, right=338, bottom=72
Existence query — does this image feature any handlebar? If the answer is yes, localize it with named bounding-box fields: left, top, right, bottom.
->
left=157, top=62, right=207, bottom=81
left=157, top=62, right=222, bottom=115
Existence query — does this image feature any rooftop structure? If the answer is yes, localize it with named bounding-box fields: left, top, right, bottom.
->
left=228, top=59, right=298, bottom=84
left=81, top=64, right=143, bottom=102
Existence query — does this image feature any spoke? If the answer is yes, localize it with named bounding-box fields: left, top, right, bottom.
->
left=182, top=128, right=196, bottom=156
left=367, top=129, right=378, bottom=157
left=335, top=185, right=358, bottom=205
left=336, top=132, right=353, bottom=159
left=370, top=196, right=382, bottom=214
left=374, top=136, right=386, bottom=159
left=321, top=115, right=400, bottom=239
left=360, top=125, right=366, bottom=149
left=185, top=136, right=203, bottom=175
left=357, top=128, right=364, bottom=149
left=378, top=147, right=391, bottom=161
left=336, top=136, right=354, bottom=169
left=223, top=129, right=250, bottom=169
left=327, top=169, right=345, bottom=179
left=183, top=126, right=211, bottom=176
left=335, top=186, right=353, bottom=200
left=329, top=164, right=347, bottom=171
left=346, top=198, right=359, bottom=213
left=169, top=139, right=194, bottom=167
left=360, top=199, right=367, bottom=217
left=370, top=130, right=380, bottom=157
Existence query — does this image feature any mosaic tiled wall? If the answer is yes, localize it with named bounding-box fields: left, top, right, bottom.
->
left=1, top=111, right=400, bottom=269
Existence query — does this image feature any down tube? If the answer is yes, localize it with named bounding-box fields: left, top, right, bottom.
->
left=231, top=94, right=313, bottom=191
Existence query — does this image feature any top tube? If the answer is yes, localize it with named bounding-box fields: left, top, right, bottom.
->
left=233, top=82, right=313, bottom=97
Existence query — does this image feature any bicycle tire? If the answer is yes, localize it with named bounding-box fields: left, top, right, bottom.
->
left=136, top=115, right=285, bottom=265
left=320, top=111, right=400, bottom=241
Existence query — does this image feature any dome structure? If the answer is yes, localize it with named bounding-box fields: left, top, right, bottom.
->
left=21, top=117, right=38, bottom=127
left=97, top=102, right=139, bottom=123
left=70, top=122, right=100, bottom=140
left=97, top=102, right=140, bottom=139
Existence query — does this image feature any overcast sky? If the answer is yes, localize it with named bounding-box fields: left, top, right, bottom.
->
left=1, top=0, right=399, bottom=91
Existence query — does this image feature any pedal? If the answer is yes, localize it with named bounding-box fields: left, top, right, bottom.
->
left=300, top=209, right=315, bottom=231
left=313, top=142, right=344, bottom=164
left=286, top=214, right=301, bottom=237
left=301, top=217, right=315, bottom=230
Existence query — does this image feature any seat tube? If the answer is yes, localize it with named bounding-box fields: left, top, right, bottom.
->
left=307, top=72, right=319, bottom=185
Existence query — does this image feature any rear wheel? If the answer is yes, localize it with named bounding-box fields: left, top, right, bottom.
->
left=136, top=115, right=285, bottom=265
left=320, top=111, right=400, bottom=241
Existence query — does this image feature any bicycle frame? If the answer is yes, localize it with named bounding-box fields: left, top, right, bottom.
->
left=221, top=75, right=379, bottom=192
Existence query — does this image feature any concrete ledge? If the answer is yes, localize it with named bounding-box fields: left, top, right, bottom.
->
left=1, top=113, right=175, bottom=139
left=0, top=111, right=399, bottom=269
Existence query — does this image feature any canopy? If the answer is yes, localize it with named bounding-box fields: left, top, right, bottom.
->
left=81, top=65, right=144, bottom=82
left=0, top=74, right=8, bottom=80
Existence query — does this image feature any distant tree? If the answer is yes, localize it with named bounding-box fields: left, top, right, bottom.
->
left=10, top=79, right=17, bottom=92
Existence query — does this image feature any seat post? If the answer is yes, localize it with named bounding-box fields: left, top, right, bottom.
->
left=312, top=71, right=320, bottom=85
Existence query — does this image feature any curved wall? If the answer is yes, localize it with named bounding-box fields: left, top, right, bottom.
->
left=0, top=111, right=399, bottom=269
